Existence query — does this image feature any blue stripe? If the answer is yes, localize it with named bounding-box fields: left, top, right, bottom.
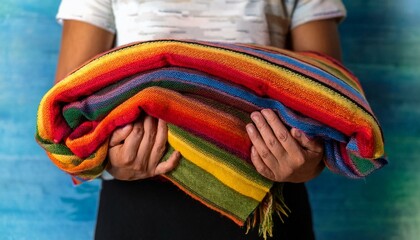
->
left=62, top=67, right=372, bottom=176
left=203, top=42, right=366, bottom=105
left=251, top=49, right=368, bottom=105
left=66, top=68, right=347, bottom=142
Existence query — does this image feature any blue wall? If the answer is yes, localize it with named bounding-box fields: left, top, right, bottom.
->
left=307, top=0, right=420, bottom=239
left=0, top=1, right=99, bottom=239
left=0, top=0, right=419, bottom=239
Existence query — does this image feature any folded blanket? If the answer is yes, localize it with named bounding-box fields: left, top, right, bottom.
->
left=36, top=40, right=387, bottom=237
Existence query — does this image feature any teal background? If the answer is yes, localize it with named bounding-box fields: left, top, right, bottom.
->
left=0, top=0, right=419, bottom=239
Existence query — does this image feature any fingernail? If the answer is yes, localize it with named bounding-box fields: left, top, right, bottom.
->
left=261, top=109, right=270, bottom=116
left=250, top=112, right=260, bottom=122
left=246, top=124, right=255, bottom=134
left=122, top=124, right=131, bottom=130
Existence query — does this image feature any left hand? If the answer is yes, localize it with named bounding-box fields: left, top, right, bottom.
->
left=246, top=109, right=325, bottom=183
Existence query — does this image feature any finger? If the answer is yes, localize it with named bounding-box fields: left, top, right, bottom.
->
left=246, top=122, right=279, bottom=171
left=291, top=128, right=323, bottom=154
left=260, top=109, right=302, bottom=158
left=250, top=111, right=285, bottom=158
left=149, top=119, right=169, bottom=168
left=109, top=124, right=133, bottom=147
left=154, top=151, right=181, bottom=175
left=118, top=120, right=145, bottom=166
left=134, top=115, right=158, bottom=171
left=290, top=128, right=325, bottom=178
left=250, top=146, right=275, bottom=180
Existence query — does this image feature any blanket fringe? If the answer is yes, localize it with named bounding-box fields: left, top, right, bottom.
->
left=246, top=183, right=290, bottom=239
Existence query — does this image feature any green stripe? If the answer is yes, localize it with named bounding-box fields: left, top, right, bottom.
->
left=163, top=147, right=260, bottom=222
left=349, top=153, right=376, bottom=176
left=168, top=124, right=272, bottom=188
left=35, top=132, right=73, bottom=155
left=63, top=80, right=201, bottom=128
left=35, top=131, right=101, bottom=167
left=63, top=81, right=154, bottom=128
left=76, top=161, right=108, bottom=179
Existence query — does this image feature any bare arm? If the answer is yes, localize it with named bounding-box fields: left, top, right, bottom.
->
left=247, top=19, right=342, bottom=182
left=55, top=20, right=115, bottom=83
left=291, top=19, right=342, bottom=61
left=55, top=20, right=180, bottom=180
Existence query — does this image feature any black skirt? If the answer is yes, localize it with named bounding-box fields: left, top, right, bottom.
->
left=95, top=179, right=314, bottom=240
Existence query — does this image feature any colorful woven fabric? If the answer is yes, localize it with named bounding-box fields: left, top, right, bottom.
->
left=36, top=40, right=387, bottom=234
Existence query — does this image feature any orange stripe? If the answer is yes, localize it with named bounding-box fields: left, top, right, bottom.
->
left=47, top=142, right=108, bottom=173
left=65, top=87, right=248, bottom=156
left=39, top=40, right=383, bottom=158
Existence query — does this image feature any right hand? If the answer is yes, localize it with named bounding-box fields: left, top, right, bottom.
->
left=106, top=115, right=181, bottom=180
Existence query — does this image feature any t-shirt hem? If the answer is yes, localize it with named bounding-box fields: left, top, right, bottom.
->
left=56, top=15, right=116, bottom=34
left=291, top=11, right=346, bottom=29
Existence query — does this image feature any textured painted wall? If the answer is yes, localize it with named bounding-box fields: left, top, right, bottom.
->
left=0, top=0, right=419, bottom=239
left=307, top=0, right=420, bottom=239
left=0, top=1, right=100, bottom=239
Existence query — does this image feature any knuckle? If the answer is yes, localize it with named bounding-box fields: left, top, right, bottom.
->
left=265, top=112, right=277, bottom=123
left=254, top=164, right=266, bottom=174
left=294, top=153, right=306, bottom=167
left=260, top=149, right=271, bottom=159
left=132, top=124, right=144, bottom=135
left=255, top=121, right=266, bottom=130
left=161, top=162, right=174, bottom=173
left=155, top=144, right=167, bottom=156
left=148, top=130, right=157, bottom=142
left=282, top=167, right=293, bottom=180
left=275, top=130, right=288, bottom=142
left=131, top=164, right=142, bottom=172
left=267, top=137, right=277, bottom=148
left=260, top=168, right=274, bottom=180
left=121, top=155, right=136, bottom=167
left=110, top=155, right=132, bottom=168
left=251, top=148, right=259, bottom=158
left=162, top=161, right=173, bottom=170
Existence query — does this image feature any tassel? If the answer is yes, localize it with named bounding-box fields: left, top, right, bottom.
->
left=246, top=183, right=290, bottom=239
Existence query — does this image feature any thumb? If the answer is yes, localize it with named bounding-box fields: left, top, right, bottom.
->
left=290, top=128, right=323, bottom=153
left=109, top=124, right=133, bottom=147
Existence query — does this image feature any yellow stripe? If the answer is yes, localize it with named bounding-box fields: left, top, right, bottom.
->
left=274, top=70, right=383, bottom=157
left=167, top=130, right=269, bottom=201
left=37, top=99, right=51, bottom=140
left=48, top=143, right=108, bottom=173
left=50, top=153, right=80, bottom=165
left=38, top=40, right=384, bottom=158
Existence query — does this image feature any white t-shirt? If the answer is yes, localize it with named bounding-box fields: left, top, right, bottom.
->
left=57, top=0, right=346, bottom=48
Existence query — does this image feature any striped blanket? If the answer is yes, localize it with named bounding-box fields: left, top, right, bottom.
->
left=36, top=40, right=387, bottom=237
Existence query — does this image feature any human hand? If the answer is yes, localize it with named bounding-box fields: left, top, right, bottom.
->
left=246, top=109, right=324, bottom=183
left=106, top=115, right=181, bottom=180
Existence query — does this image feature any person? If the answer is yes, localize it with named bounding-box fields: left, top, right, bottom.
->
left=54, top=1, right=346, bottom=239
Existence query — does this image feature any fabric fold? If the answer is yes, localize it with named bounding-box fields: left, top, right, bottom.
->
left=35, top=39, right=387, bottom=234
